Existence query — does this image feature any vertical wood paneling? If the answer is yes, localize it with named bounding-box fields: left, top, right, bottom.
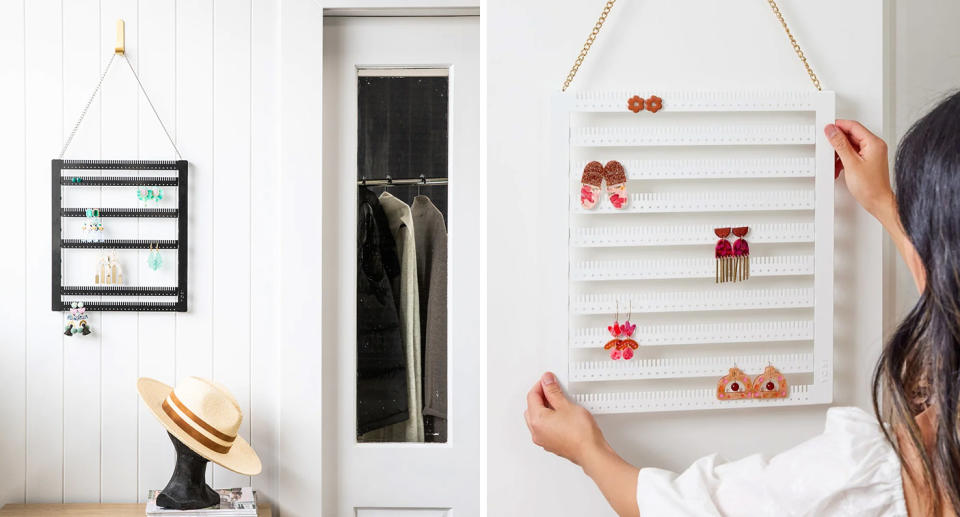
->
left=211, top=0, right=252, bottom=489
left=0, top=0, right=27, bottom=507
left=99, top=0, right=140, bottom=502
left=174, top=0, right=214, bottom=382
left=23, top=0, right=64, bottom=503
left=6, top=0, right=278, bottom=504
left=61, top=0, right=102, bottom=503
left=250, top=0, right=281, bottom=505
left=175, top=0, right=216, bottom=487
left=136, top=0, right=178, bottom=501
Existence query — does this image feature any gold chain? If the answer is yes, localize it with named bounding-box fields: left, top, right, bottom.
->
left=561, top=0, right=617, bottom=92
left=766, top=0, right=822, bottom=91
left=561, top=0, right=822, bottom=92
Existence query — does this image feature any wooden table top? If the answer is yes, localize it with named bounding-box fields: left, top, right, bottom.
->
left=0, top=503, right=271, bottom=517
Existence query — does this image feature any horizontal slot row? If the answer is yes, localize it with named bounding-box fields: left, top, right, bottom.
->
left=58, top=159, right=182, bottom=170
left=61, top=239, right=179, bottom=250
left=61, top=175, right=179, bottom=186
left=570, top=320, right=814, bottom=348
left=575, top=190, right=814, bottom=214
left=61, top=208, right=178, bottom=218
left=573, top=90, right=821, bottom=112
left=575, top=384, right=814, bottom=414
left=571, top=255, right=813, bottom=281
left=60, top=286, right=180, bottom=296
left=570, top=352, right=813, bottom=382
left=57, top=300, right=182, bottom=312
left=573, top=125, right=815, bottom=147
left=571, top=223, right=814, bottom=247
left=573, top=157, right=815, bottom=180
left=572, top=288, right=814, bottom=315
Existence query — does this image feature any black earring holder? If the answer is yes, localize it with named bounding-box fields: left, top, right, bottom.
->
left=51, top=159, right=189, bottom=312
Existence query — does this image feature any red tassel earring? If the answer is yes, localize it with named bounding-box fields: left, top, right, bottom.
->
left=715, top=227, right=733, bottom=283
left=732, top=226, right=750, bottom=282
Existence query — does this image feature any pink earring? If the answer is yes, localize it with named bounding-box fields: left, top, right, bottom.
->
left=604, top=301, right=638, bottom=360
left=605, top=301, right=623, bottom=360
left=620, top=301, right=637, bottom=360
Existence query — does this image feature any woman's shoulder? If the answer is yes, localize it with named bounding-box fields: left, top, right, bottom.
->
left=824, top=405, right=886, bottom=432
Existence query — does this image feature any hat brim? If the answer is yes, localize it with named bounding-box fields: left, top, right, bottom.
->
left=138, top=377, right=262, bottom=476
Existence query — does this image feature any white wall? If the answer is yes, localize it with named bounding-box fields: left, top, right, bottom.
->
left=0, top=0, right=281, bottom=507
left=487, top=1, right=885, bottom=514
left=890, top=0, right=960, bottom=319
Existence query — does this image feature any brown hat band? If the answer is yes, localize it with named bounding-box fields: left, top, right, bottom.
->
left=161, top=395, right=235, bottom=455
left=168, top=391, right=236, bottom=443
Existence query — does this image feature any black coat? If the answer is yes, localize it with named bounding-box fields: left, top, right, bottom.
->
left=356, top=187, right=409, bottom=434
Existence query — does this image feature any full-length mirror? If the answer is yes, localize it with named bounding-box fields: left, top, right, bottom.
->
left=356, top=69, right=449, bottom=443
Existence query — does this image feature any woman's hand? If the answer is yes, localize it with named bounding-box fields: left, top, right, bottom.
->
left=525, top=372, right=641, bottom=517
left=826, top=120, right=926, bottom=292
left=826, top=120, right=895, bottom=218
left=524, top=372, right=607, bottom=466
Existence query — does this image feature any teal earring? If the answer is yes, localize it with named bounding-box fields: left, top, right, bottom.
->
left=147, top=244, right=163, bottom=271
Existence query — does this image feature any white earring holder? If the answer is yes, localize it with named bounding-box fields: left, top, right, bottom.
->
left=551, top=89, right=836, bottom=414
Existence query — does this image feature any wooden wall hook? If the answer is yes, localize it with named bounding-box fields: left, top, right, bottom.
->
left=115, top=19, right=125, bottom=55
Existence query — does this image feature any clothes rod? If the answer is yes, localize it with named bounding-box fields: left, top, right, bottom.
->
left=358, top=177, right=448, bottom=186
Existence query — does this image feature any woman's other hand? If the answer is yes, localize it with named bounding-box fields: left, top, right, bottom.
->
left=826, top=119, right=926, bottom=292
left=525, top=372, right=642, bottom=516
left=524, top=372, right=607, bottom=466
left=825, top=120, right=895, bottom=218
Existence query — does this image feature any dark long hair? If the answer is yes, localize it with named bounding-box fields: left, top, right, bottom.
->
left=873, top=91, right=960, bottom=513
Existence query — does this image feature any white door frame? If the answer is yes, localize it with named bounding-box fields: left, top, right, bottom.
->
left=277, top=2, right=485, bottom=516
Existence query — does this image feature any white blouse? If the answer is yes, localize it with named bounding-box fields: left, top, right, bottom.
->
left=635, top=407, right=908, bottom=516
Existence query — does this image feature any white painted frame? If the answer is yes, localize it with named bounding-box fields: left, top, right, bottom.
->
left=550, top=90, right=835, bottom=414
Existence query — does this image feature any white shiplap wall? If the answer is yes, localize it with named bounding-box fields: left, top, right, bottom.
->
left=0, top=0, right=280, bottom=506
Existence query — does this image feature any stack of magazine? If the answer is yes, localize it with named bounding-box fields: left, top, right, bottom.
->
left=146, top=487, right=258, bottom=516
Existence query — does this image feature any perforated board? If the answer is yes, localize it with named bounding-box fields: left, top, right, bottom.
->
left=551, top=90, right=835, bottom=414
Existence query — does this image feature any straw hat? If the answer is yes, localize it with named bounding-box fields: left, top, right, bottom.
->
left=138, top=377, right=261, bottom=476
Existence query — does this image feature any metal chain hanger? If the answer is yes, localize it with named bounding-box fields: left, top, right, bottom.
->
left=561, top=0, right=823, bottom=92
left=60, top=20, right=182, bottom=159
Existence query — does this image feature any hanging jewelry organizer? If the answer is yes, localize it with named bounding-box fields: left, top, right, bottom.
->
left=51, top=20, right=188, bottom=313
left=554, top=2, right=834, bottom=414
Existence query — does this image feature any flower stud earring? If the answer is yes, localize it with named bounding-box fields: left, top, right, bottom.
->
left=627, top=95, right=645, bottom=113
left=645, top=95, right=663, bottom=113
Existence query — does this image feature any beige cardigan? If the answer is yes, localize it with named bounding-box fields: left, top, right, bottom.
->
left=373, top=192, right=424, bottom=442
